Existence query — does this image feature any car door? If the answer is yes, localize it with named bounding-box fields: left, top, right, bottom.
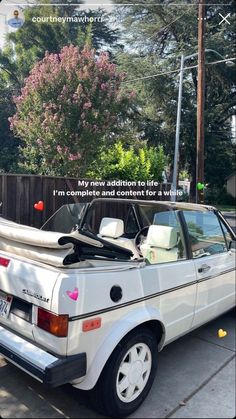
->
left=141, top=210, right=197, bottom=344
left=182, top=210, right=235, bottom=328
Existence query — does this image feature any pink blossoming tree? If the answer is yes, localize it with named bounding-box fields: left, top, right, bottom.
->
left=9, top=45, right=134, bottom=176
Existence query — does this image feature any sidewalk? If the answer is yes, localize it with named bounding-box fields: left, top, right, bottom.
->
left=0, top=309, right=235, bottom=419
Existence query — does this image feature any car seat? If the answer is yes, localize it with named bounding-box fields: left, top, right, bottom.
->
left=98, top=217, right=140, bottom=259
left=140, top=225, right=179, bottom=264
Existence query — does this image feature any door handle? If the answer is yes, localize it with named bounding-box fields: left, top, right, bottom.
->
left=198, top=264, right=211, bottom=273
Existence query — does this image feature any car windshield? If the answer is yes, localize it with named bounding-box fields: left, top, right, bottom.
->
left=137, top=203, right=171, bottom=228
left=40, top=200, right=179, bottom=263
left=82, top=200, right=139, bottom=236
left=41, top=203, right=88, bottom=233
left=82, top=200, right=172, bottom=236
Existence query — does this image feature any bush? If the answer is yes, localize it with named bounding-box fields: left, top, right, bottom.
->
left=87, top=141, right=168, bottom=181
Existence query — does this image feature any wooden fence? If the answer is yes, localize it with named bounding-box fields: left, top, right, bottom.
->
left=0, top=174, right=171, bottom=228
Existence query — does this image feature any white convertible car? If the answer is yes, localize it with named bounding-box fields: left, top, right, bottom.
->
left=0, top=198, right=235, bottom=417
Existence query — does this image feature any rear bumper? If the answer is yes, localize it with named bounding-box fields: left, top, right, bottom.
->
left=0, top=325, right=86, bottom=387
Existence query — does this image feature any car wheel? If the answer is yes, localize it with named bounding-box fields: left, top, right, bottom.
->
left=88, top=327, right=158, bottom=418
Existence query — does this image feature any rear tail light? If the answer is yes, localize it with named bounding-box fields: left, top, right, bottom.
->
left=0, top=257, right=10, bottom=267
left=37, top=308, right=68, bottom=337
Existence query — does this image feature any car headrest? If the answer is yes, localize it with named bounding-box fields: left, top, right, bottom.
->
left=146, top=225, right=178, bottom=249
left=99, top=217, right=124, bottom=238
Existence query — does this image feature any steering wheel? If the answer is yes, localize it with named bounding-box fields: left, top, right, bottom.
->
left=134, top=226, right=149, bottom=256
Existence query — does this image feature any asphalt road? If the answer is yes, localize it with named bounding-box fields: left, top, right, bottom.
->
left=0, top=309, right=235, bottom=419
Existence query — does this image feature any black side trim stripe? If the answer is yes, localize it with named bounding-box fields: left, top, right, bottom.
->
left=70, top=280, right=197, bottom=321
left=197, top=267, right=235, bottom=283
left=69, top=267, right=235, bottom=322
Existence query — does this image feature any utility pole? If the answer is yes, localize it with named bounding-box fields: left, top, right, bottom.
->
left=171, top=54, right=185, bottom=202
left=196, top=0, right=205, bottom=204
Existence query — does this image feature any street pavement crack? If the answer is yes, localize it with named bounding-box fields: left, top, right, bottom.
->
left=192, top=335, right=236, bottom=353
left=165, top=354, right=236, bottom=418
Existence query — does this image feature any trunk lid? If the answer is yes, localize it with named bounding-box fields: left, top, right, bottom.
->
left=0, top=251, right=60, bottom=343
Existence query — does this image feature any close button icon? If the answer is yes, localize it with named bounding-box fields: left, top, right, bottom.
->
left=219, top=13, right=231, bottom=25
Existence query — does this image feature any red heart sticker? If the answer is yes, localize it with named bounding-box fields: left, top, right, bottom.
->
left=34, top=200, right=44, bottom=211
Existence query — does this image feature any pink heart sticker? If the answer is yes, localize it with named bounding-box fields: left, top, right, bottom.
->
left=66, top=287, right=79, bottom=301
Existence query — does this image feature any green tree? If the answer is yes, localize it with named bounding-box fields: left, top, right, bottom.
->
left=0, top=85, right=20, bottom=172
left=9, top=45, right=134, bottom=176
left=0, top=0, right=121, bottom=173
left=2, top=1, right=121, bottom=85
left=87, top=141, right=167, bottom=181
left=112, top=0, right=236, bottom=195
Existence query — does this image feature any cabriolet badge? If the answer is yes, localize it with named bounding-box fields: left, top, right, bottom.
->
left=22, top=289, right=49, bottom=303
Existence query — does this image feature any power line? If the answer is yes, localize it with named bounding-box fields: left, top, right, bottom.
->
left=121, top=57, right=236, bottom=84
left=145, top=11, right=190, bottom=42
left=114, top=11, right=189, bottom=60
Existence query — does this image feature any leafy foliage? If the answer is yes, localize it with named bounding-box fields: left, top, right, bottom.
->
left=4, top=2, right=120, bottom=83
left=0, top=0, right=235, bottom=198
left=87, top=141, right=167, bottom=181
left=112, top=0, right=236, bottom=193
left=0, top=1, right=121, bottom=173
left=0, top=85, right=20, bottom=172
left=9, top=45, right=134, bottom=175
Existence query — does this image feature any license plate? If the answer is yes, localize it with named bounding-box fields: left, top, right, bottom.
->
left=0, top=291, right=13, bottom=319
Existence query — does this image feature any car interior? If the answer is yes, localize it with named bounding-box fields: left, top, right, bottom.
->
left=97, top=216, right=183, bottom=264
left=41, top=200, right=187, bottom=264
left=97, top=217, right=140, bottom=259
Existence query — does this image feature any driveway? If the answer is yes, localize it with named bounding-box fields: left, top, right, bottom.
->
left=0, top=309, right=235, bottom=419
